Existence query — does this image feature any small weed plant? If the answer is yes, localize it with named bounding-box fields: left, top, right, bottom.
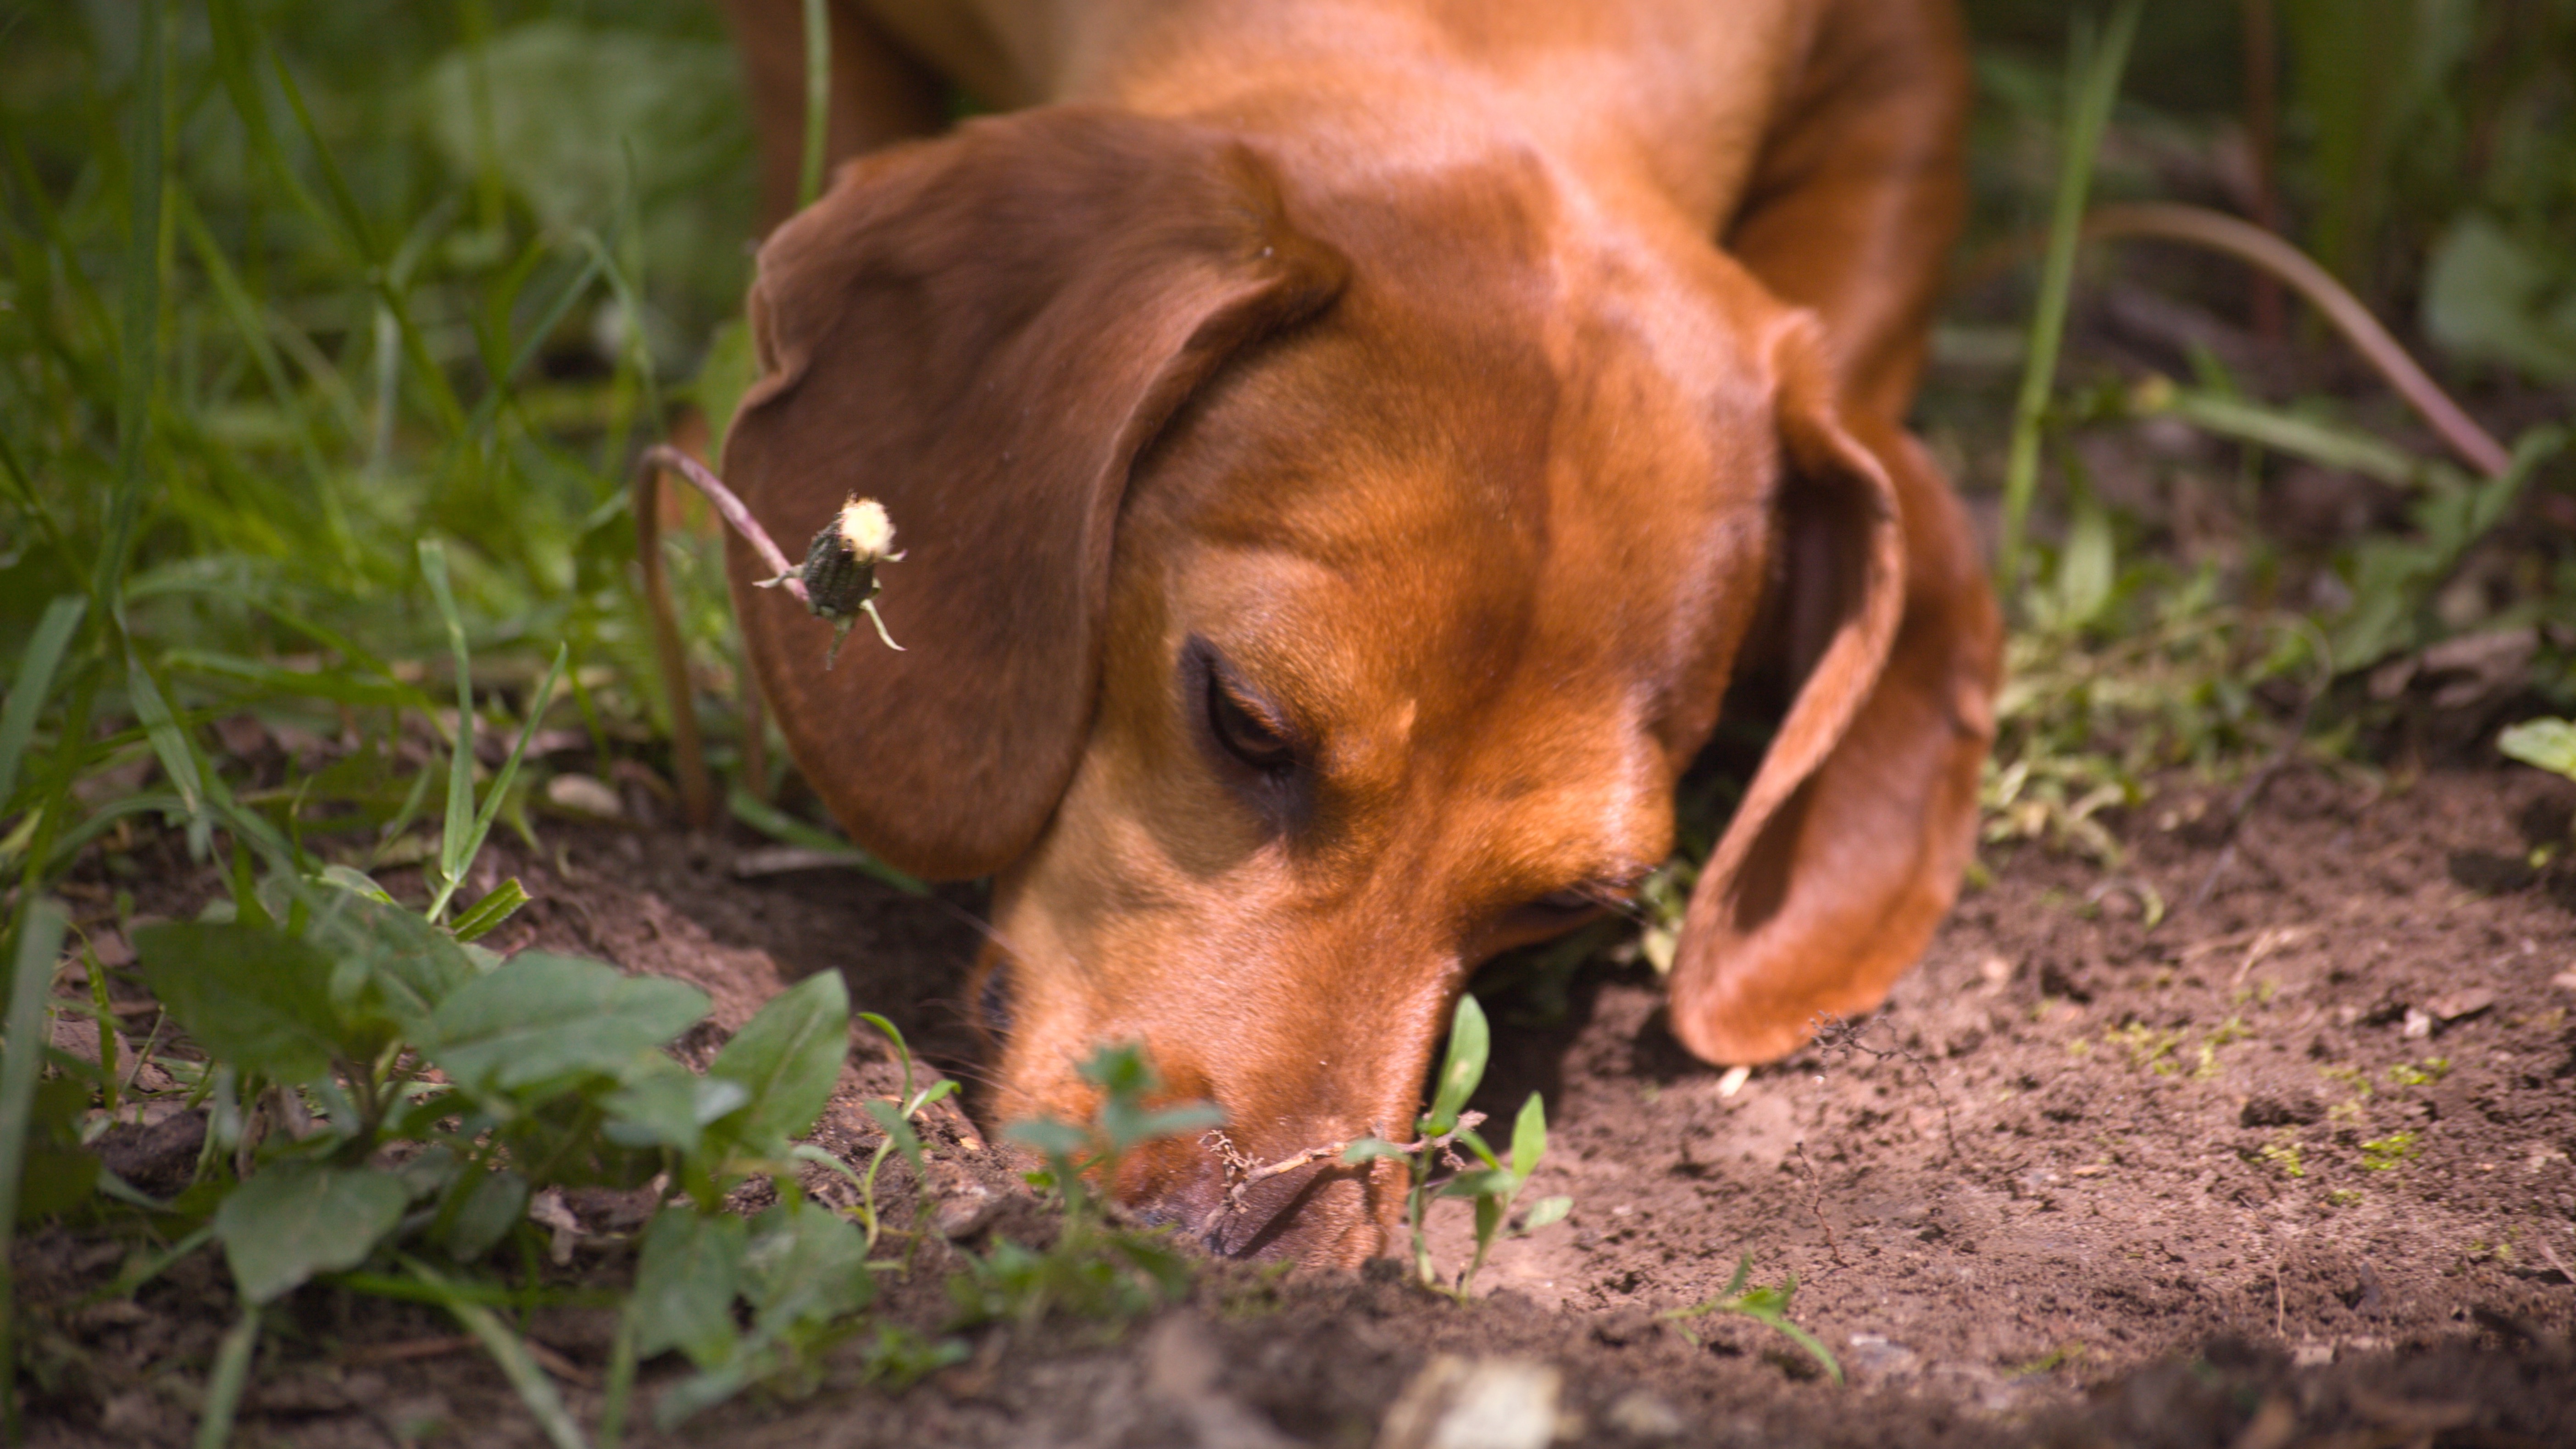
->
left=1660, top=1254, right=1846, bottom=1386
left=1343, top=995, right=1571, bottom=1300
left=950, top=1044, right=1221, bottom=1329
left=0, top=544, right=967, bottom=1444
left=2359, top=1131, right=2422, bottom=1173
left=2254, top=1138, right=2306, bottom=1180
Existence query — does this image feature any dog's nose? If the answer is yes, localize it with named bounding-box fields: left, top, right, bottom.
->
left=1111, top=1116, right=1390, bottom=1265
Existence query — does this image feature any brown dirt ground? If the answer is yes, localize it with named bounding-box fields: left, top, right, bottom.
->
left=19, top=761, right=2576, bottom=1447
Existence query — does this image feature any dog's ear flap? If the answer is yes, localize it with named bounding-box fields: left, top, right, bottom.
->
left=722, top=107, right=1348, bottom=879
left=1665, top=316, right=1998, bottom=1065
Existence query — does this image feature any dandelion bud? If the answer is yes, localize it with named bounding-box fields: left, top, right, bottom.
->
left=774, top=494, right=906, bottom=666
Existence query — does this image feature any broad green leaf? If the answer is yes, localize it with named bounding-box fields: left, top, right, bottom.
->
left=632, top=1205, right=749, bottom=1368
left=2053, top=494, right=2115, bottom=632
left=604, top=1063, right=751, bottom=1154
left=706, top=971, right=848, bottom=1149
left=17, top=1077, right=99, bottom=1222
left=2424, top=213, right=2576, bottom=384
left=1523, top=1195, right=1573, bottom=1230
left=743, top=1200, right=873, bottom=1334
left=653, top=1364, right=753, bottom=1435
left=1099, top=1096, right=1224, bottom=1156
left=273, top=884, right=477, bottom=1042
left=862, top=1097, right=926, bottom=1173
left=1341, top=1138, right=1409, bottom=1164
left=440, top=1169, right=531, bottom=1263
left=2499, top=718, right=2576, bottom=781
left=1005, top=1117, right=1088, bottom=1161
left=315, top=865, right=396, bottom=904
left=1508, top=1092, right=1547, bottom=1182
left=1078, top=1042, right=1155, bottom=1098
left=393, top=1146, right=461, bottom=1201
left=216, top=1161, right=409, bottom=1304
left=134, top=922, right=344, bottom=1083
left=423, top=953, right=707, bottom=1096
left=1439, top=1167, right=1516, bottom=1201
left=1425, top=995, right=1488, bottom=1136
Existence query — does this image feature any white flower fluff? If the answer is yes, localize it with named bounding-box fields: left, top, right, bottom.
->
left=836, top=496, right=896, bottom=560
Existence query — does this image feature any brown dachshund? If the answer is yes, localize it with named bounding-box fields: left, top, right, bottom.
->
left=716, top=0, right=2001, bottom=1264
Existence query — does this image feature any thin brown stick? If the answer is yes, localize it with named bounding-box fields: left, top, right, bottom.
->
left=1204, top=1112, right=1487, bottom=1222
left=633, top=447, right=716, bottom=831
left=2084, top=203, right=2512, bottom=478
left=336, top=1334, right=475, bottom=1368
left=632, top=444, right=808, bottom=833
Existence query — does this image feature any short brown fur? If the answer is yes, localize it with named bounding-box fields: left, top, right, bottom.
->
left=718, top=0, right=2001, bottom=1263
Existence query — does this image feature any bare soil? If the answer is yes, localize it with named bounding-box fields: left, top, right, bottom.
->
left=20, top=761, right=2576, bottom=1447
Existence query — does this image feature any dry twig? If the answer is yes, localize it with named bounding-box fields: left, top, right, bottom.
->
left=1202, top=1113, right=1488, bottom=1223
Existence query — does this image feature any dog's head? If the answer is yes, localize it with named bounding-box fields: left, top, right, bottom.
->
left=723, top=107, right=1912, bottom=1263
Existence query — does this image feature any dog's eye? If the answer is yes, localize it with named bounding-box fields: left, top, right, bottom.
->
left=1529, top=889, right=1600, bottom=916
left=1207, top=675, right=1296, bottom=773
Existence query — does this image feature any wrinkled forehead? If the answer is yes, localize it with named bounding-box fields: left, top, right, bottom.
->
left=1123, top=198, right=1781, bottom=737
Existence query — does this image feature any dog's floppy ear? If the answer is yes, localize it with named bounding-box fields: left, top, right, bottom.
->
left=721, top=107, right=1347, bottom=878
left=1666, top=315, right=1998, bottom=1065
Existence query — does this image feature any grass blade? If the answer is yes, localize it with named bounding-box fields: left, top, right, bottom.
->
left=0, top=597, right=87, bottom=814
left=1, top=899, right=71, bottom=1440
left=2141, top=384, right=2426, bottom=487
left=207, top=0, right=338, bottom=244
left=124, top=650, right=204, bottom=819
left=98, top=0, right=168, bottom=616
left=427, top=644, right=566, bottom=921
left=462, top=243, right=607, bottom=442
left=599, top=1305, right=639, bottom=1449
left=405, top=1257, right=590, bottom=1449
left=192, top=1304, right=263, bottom=1449
left=799, top=0, right=830, bottom=209
left=449, top=877, right=530, bottom=944
left=727, top=788, right=926, bottom=894
left=419, top=541, right=479, bottom=912
left=261, top=27, right=467, bottom=434
left=1995, top=0, right=2142, bottom=600
left=172, top=188, right=356, bottom=572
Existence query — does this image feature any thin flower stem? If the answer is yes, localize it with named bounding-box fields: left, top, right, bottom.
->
left=632, top=444, right=803, bottom=831
left=2084, top=203, right=2511, bottom=478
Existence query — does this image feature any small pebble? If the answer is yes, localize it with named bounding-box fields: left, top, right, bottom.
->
left=1601, top=1389, right=1685, bottom=1441
left=546, top=773, right=624, bottom=820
